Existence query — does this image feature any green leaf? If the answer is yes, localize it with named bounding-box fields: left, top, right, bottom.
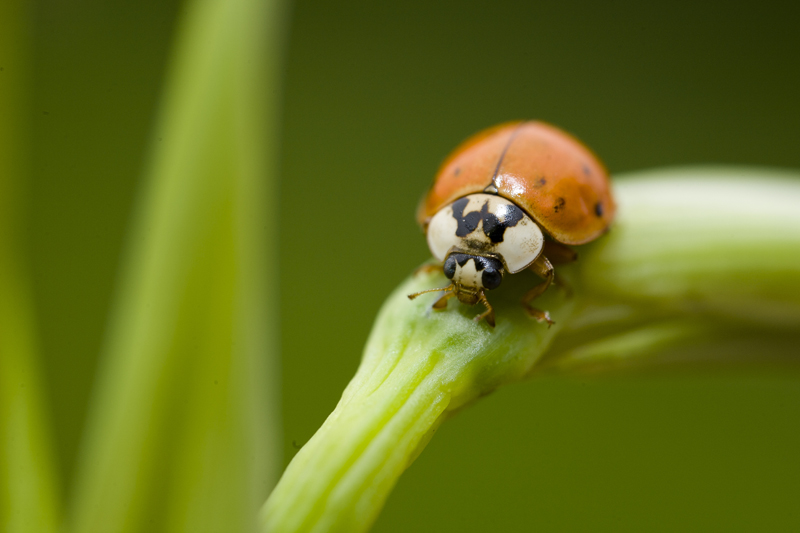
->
left=67, top=0, right=286, bottom=531
left=0, top=2, right=62, bottom=532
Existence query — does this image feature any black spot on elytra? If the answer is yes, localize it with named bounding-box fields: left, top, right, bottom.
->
left=452, top=198, right=524, bottom=243
left=594, top=201, right=604, bottom=217
left=554, top=197, right=566, bottom=213
left=534, top=177, right=546, bottom=187
left=582, top=164, right=591, bottom=176
left=454, top=167, right=461, bottom=176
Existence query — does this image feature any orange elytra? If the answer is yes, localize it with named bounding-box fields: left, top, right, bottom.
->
left=409, top=121, right=615, bottom=327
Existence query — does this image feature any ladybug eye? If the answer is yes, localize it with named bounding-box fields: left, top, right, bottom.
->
left=481, top=268, right=502, bottom=290
left=443, top=256, right=457, bottom=279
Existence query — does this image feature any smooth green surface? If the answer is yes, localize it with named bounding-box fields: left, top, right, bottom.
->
left=0, top=2, right=60, bottom=531
left=29, top=0, right=182, bottom=488
left=65, top=0, right=284, bottom=530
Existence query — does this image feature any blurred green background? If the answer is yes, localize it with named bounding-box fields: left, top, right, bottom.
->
left=13, top=0, right=800, bottom=530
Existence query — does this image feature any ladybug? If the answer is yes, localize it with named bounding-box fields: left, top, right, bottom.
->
left=409, top=121, right=615, bottom=327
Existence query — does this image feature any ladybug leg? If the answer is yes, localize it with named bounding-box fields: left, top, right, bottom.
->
left=524, top=255, right=554, bottom=299
left=432, top=290, right=454, bottom=310
left=474, top=290, right=496, bottom=328
left=521, top=255, right=555, bottom=327
left=414, top=262, right=443, bottom=276
left=543, top=241, right=576, bottom=295
left=543, top=240, right=577, bottom=265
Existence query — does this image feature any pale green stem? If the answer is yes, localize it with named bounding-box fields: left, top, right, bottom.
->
left=0, top=269, right=61, bottom=533
left=546, top=167, right=800, bottom=371
left=262, top=168, right=800, bottom=533
left=262, top=278, right=574, bottom=533
left=0, top=270, right=60, bottom=533
left=0, top=1, right=61, bottom=531
left=68, top=0, right=285, bottom=531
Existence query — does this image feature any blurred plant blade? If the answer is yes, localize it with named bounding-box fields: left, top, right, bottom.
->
left=68, top=0, right=285, bottom=530
left=0, top=271, right=60, bottom=533
left=0, top=2, right=62, bottom=532
left=262, top=169, right=800, bottom=533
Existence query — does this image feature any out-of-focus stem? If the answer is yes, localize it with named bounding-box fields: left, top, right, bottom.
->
left=68, top=0, right=285, bottom=531
left=0, top=1, right=61, bottom=531
left=0, top=267, right=60, bottom=533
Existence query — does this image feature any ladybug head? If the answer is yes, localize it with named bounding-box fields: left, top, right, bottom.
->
left=407, top=252, right=504, bottom=326
left=443, top=253, right=504, bottom=301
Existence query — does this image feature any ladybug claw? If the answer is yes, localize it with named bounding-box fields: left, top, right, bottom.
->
left=474, top=291, right=496, bottom=328
left=432, top=291, right=453, bottom=310
left=523, top=306, right=555, bottom=327
left=473, top=310, right=496, bottom=328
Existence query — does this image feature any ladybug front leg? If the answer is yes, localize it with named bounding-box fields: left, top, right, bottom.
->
left=521, top=255, right=555, bottom=326
left=431, top=291, right=454, bottom=310
left=474, top=290, right=496, bottom=327
left=543, top=240, right=577, bottom=265
left=543, top=240, right=576, bottom=294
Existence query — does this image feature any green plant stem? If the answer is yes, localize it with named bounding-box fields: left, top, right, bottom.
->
left=0, top=266, right=60, bottom=533
left=68, top=0, right=285, bottom=531
left=262, top=168, right=800, bottom=533
left=0, top=1, right=61, bottom=531
left=262, top=275, right=573, bottom=533
left=545, top=168, right=800, bottom=372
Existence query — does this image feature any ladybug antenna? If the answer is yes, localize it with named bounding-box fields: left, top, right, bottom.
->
left=407, top=284, right=453, bottom=301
